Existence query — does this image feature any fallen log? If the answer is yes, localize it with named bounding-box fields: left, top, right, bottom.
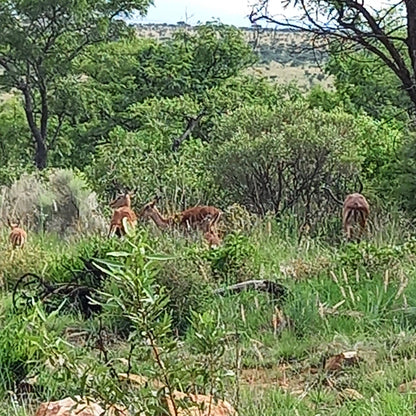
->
left=214, top=279, right=287, bottom=300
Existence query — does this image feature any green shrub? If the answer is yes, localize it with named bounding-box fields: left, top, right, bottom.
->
left=203, top=231, right=256, bottom=282
left=210, top=101, right=360, bottom=218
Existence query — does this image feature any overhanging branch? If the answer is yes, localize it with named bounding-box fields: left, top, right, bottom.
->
left=171, top=109, right=207, bottom=152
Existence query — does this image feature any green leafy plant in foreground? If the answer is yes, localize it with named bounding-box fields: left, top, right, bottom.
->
left=92, top=237, right=233, bottom=413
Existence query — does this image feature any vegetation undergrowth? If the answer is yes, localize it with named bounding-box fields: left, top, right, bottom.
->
left=1, top=213, right=416, bottom=415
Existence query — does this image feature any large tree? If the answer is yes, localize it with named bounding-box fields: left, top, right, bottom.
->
left=250, top=1, right=416, bottom=116
left=0, top=0, right=152, bottom=169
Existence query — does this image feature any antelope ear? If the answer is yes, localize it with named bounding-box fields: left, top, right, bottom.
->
left=130, top=187, right=138, bottom=198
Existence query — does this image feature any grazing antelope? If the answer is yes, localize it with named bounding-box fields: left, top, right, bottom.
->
left=108, top=191, right=137, bottom=237
left=324, top=185, right=370, bottom=241
left=204, top=230, right=222, bottom=248
left=8, top=219, right=27, bottom=249
left=180, top=205, right=222, bottom=232
left=139, top=199, right=222, bottom=243
left=139, top=200, right=175, bottom=229
left=201, top=211, right=223, bottom=247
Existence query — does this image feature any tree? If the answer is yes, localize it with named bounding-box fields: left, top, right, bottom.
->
left=0, top=0, right=153, bottom=169
left=250, top=1, right=416, bottom=117
left=324, top=47, right=412, bottom=121
left=71, top=23, right=255, bottom=157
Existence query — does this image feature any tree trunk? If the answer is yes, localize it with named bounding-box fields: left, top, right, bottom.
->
left=406, top=0, right=416, bottom=111
left=20, top=82, right=48, bottom=170
left=34, top=140, right=48, bottom=170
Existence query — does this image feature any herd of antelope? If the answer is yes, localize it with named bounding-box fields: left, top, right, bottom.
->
left=108, top=192, right=223, bottom=247
left=2, top=187, right=370, bottom=250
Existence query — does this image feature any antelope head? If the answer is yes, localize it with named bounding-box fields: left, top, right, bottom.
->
left=139, top=199, right=158, bottom=221
left=7, top=218, right=20, bottom=229
left=109, top=191, right=133, bottom=209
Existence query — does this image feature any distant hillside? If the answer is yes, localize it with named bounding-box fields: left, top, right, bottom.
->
left=133, top=23, right=331, bottom=89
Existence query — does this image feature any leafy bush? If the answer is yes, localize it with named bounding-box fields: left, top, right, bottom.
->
left=396, top=132, right=416, bottom=213
left=210, top=101, right=359, bottom=218
left=203, top=231, right=256, bottom=282
left=208, top=98, right=402, bottom=222
left=88, top=115, right=220, bottom=208
left=0, top=299, right=67, bottom=395
left=0, top=95, right=33, bottom=185
left=337, top=240, right=416, bottom=275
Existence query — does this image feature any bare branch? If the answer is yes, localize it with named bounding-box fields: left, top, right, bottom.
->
left=250, top=0, right=416, bottom=110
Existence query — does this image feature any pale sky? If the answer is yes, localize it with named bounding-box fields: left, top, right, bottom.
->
left=134, top=0, right=293, bottom=27
left=132, top=0, right=391, bottom=28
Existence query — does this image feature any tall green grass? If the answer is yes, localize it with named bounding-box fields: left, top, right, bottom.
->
left=1, top=212, right=416, bottom=414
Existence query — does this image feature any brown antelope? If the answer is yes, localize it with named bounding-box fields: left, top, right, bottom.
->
left=139, top=199, right=222, bottom=243
left=201, top=211, right=223, bottom=247
left=342, top=193, right=370, bottom=240
left=108, top=191, right=138, bottom=237
left=8, top=219, right=27, bottom=249
left=324, top=185, right=370, bottom=241
left=139, top=200, right=174, bottom=229
left=180, top=205, right=222, bottom=232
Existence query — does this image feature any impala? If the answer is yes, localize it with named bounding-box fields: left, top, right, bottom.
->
left=139, top=199, right=222, bottom=244
left=108, top=191, right=137, bottom=237
left=324, top=185, right=370, bottom=241
left=8, top=219, right=27, bottom=249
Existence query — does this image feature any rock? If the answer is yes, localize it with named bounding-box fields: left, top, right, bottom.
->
left=324, top=351, right=359, bottom=372
left=398, top=379, right=416, bottom=393
left=165, top=392, right=237, bottom=416
left=34, top=397, right=128, bottom=416
left=117, top=373, right=236, bottom=415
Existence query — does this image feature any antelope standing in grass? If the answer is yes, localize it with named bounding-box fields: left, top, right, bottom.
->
left=8, top=219, right=27, bottom=249
left=324, top=183, right=370, bottom=241
left=108, top=191, right=138, bottom=237
left=139, top=199, right=222, bottom=245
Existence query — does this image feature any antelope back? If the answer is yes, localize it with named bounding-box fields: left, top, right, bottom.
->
left=180, top=206, right=221, bottom=229
left=343, top=193, right=370, bottom=214
left=9, top=227, right=27, bottom=248
left=108, top=207, right=137, bottom=238
left=110, top=207, right=137, bottom=226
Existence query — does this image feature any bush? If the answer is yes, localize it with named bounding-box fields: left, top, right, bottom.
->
left=0, top=95, right=33, bottom=185
left=208, top=99, right=401, bottom=224
left=88, top=120, right=220, bottom=210
left=210, top=101, right=359, bottom=218
left=203, top=231, right=256, bottom=282
left=0, top=169, right=106, bottom=235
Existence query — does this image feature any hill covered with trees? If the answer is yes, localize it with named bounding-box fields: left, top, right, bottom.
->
left=134, top=23, right=330, bottom=87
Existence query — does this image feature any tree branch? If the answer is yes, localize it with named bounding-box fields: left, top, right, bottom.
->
left=171, top=109, right=206, bottom=151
